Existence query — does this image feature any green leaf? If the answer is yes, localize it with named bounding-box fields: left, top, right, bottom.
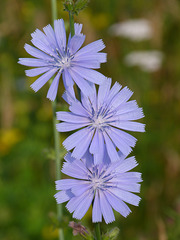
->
left=74, top=0, right=90, bottom=15
left=63, top=0, right=90, bottom=15
left=63, top=0, right=74, bottom=12
left=103, top=227, right=120, bottom=240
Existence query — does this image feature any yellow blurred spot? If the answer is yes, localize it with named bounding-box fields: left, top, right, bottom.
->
left=36, top=103, right=52, bottom=121
left=148, top=90, right=160, bottom=105
left=0, top=129, right=23, bottom=156
left=21, top=1, right=35, bottom=20
left=91, top=13, right=109, bottom=30
left=42, top=225, right=58, bottom=239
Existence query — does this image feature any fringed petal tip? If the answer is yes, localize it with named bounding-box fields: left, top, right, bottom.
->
left=62, top=141, right=70, bottom=152
left=46, top=94, right=56, bottom=102
left=30, top=83, right=38, bottom=92
left=98, top=39, right=106, bottom=51
left=18, top=58, right=24, bottom=65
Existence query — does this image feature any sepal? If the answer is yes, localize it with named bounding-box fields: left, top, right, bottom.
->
left=103, top=227, right=120, bottom=240
left=63, top=0, right=90, bottom=15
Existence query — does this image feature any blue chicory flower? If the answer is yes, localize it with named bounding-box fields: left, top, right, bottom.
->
left=56, top=78, right=145, bottom=163
left=19, top=19, right=106, bottom=101
left=54, top=151, right=142, bottom=224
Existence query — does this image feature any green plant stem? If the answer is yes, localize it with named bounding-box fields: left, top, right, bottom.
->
left=95, top=222, right=101, bottom=240
left=68, top=11, right=81, bottom=99
left=51, top=1, right=64, bottom=240
left=69, top=11, right=75, bottom=37
left=51, top=0, right=57, bottom=21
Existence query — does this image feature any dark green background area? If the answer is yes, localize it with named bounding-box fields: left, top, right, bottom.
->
left=0, top=0, right=180, bottom=239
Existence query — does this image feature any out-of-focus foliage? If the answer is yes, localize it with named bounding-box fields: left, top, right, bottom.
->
left=0, top=0, right=180, bottom=239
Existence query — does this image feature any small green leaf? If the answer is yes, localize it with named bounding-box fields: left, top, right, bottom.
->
left=63, top=0, right=90, bottom=15
left=63, top=0, right=74, bottom=12
left=74, top=0, right=89, bottom=15
left=103, top=227, right=120, bottom=240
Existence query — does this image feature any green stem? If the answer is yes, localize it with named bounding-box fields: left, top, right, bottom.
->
left=95, top=223, right=101, bottom=240
left=68, top=11, right=81, bottom=99
left=51, top=0, right=57, bottom=21
left=69, top=11, right=75, bottom=37
left=51, top=1, right=64, bottom=240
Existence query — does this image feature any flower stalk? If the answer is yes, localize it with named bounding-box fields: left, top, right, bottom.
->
left=51, top=1, right=64, bottom=240
left=95, top=223, right=101, bottom=240
left=69, top=11, right=75, bottom=36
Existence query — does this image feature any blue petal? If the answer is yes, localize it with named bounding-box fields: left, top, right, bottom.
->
left=24, top=44, right=52, bottom=61
left=109, top=188, right=141, bottom=206
left=30, top=68, right=57, bottom=92
left=54, top=19, right=66, bottom=54
left=106, top=82, right=122, bottom=105
left=56, top=111, right=90, bottom=123
left=69, top=35, right=85, bottom=55
left=72, top=191, right=93, bottom=220
left=115, top=100, right=138, bottom=114
left=69, top=101, right=89, bottom=117
left=90, top=130, right=104, bottom=164
left=106, top=128, right=132, bottom=156
left=66, top=190, right=91, bottom=213
left=108, top=127, right=137, bottom=148
left=62, top=69, right=75, bottom=95
left=89, top=129, right=99, bottom=154
left=80, top=92, right=92, bottom=113
left=69, top=102, right=89, bottom=117
left=102, top=146, right=111, bottom=165
left=72, top=60, right=100, bottom=69
left=108, top=86, right=133, bottom=111
left=68, top=68, right=95, bottom=96
left=71, top=66, right=105, bottom=85
left=71, top=158, right=89, bottom=173
left=73, top=52, right=107, bottom=63
left=64, top=152, right=76, bottom=163
left=31, top=29, right=57, bottom=57
left=81, top=150, right=94, bottom=168
left=109, top=108, right=144, bottom=121
left=31, top=28, right=49, bottom=45
left=75, top=39, right=105, bottom=57
left=116, top=172, right=142, bottom=183
left=54, top=190, right=71, bottom=204
left=116, top=182, right=141, bottom=193
left=62, top=161, right=88, bottom=180
left=115, top=156, right=138, bottom=173
left=47, top=71, right=61, bottom=101
left=55, top=179, right=81, bottom=190
left=63, top=127, right=91, bottom=151
left=105, top=191, right=131, bottom=218
left=72, top=129, right=95, bottom=160
left=74, top=23, right=83, bottom=35
left=57, top=122, right=88, bottom=132
left=92, top=190, right=102, bottom=222
left=25, top=67, right=51, bottom=77
left=18, top=58, right=49, bottom=67
left=98, top=78, right=111, bottom=109
left=111, top=121, right=145, bottom=132
left=99, top=190, right=115, bottom=224
left=71, top=183, right=91, bottom=196
left=43, top=24, right=58, bottom=49
left=62, top=90, right=76, bottom=105
left=103, top=131, right=120, bottom=162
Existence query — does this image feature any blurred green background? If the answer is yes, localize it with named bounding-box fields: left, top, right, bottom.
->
left=1, top=0, right=180, bottom=239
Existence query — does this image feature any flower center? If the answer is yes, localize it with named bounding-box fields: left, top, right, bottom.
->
left=92, top=115, right=105, bottom=129
left=91, top=177, right=104, bottom=190
left=58, top=56, right=71, bottom=68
